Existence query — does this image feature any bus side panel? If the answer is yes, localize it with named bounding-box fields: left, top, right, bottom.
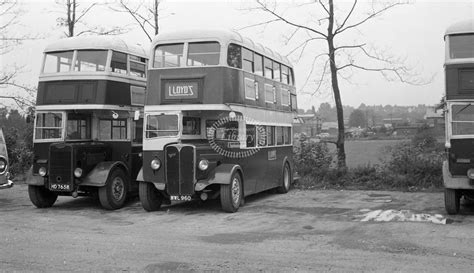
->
left=265, top=146, right=293, bottom=190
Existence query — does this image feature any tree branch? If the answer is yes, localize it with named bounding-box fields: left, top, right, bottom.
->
left=256, top=0, right=327, bottom=38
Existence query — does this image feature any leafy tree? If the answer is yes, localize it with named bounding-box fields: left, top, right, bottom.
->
left=348, top=109, right=366, bottom=128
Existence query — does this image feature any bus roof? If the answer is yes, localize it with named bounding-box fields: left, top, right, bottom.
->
left=445, top=19, right=474, bottom=36
left=151, top=28, right=293, bottom=68
left=44, top=36, right=148, bottom=58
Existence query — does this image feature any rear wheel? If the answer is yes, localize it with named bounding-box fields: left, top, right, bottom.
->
left=99, top=168, right=128, bottom=210
left=220, top=172, right=242, bottom=213
left=28, top=185, right=58, bottom=208
left=445, top=188, right=461, bottom=215
left=139, top=181, right=163, bottom=212
left=276, top=162, right=291, bottom=194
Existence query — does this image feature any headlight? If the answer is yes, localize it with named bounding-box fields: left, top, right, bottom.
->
left=39, top=167, right=47, bottom=177
left=74, top=168, right=83, bottom=178
left=468, top=169, right=474, bottom=180
left=151, top=158, right=161, bottom=170
left=198, top=159, right=209, bottom=171
left=0, top=158, right=6, bottom=173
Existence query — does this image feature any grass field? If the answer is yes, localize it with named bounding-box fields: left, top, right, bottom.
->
left=328, top=139, right=407, bottom=168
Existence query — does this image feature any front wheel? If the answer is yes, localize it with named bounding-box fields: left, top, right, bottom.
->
left=220, top=172, right=242, bottom=213
left=276, top=162, right=291, bottom=194
left=139, top=181, right=163, bottom=212
left=99, top=168, right=128, bottom=210
left=445, top=188, right=461, bottom=215
left=28, top=185, right=58, bottom=208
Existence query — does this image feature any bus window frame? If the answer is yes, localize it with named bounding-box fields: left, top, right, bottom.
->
left=98, top=118, right=129, bottom=141
left=448, top=102, right=474, bottom=138
left=186, top=41, right=221, bottom=67
left=145, top=112, right=181, bottom=139
left=33, top=111, right=66, bottom=143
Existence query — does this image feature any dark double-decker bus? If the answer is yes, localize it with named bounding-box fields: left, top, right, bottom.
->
left=443, top=19, right=474, bottom=214
left=138, top=29, right=298, bottom=212
left=26, top=36, right=148, bottom=210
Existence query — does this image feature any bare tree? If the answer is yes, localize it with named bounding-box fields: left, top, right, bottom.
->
left=253, top=0, right=428, bottom=169
left=56, top=0, right=125, bottom=37
left=1, top=0, right=36, bottom=110
left=111, top=0, right=162, bottom=41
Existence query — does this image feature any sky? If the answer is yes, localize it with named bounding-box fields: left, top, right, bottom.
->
left=1, top=0, right=473, bottom=111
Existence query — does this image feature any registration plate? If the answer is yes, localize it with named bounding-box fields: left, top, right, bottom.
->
left=49, top=183, right=71, bottom=191
left=170, top=195, right=192, bottom=201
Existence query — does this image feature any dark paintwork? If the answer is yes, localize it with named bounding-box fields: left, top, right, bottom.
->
left=36, top=80, right=140, bottom=106
left=147, top=67, right=297, bottom=111
left=445, top=64, right=474, bottom=100
left=142, top=142, right=293, bottom=198
left=448, top=139, right=474, bottom=176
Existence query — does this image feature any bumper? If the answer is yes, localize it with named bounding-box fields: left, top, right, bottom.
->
left=443, top=161, right=474, bottom=189
left=0, top=179, right=13, bottom=189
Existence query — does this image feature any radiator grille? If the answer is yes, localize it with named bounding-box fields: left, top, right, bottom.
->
left=49, top=145, right=73, bottom=191
left=165, top=144, right=195, bottom=196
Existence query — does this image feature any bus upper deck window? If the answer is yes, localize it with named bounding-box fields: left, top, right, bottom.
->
left=450, top=35, right=474, bottom=59
left=130, top=55, right=147, bottom=77
left=74, top=50, right=107, bottom=72
left=43, top=51, right=74, bottom=73
left=154, top=44, right=184, bottom=68
left=264, top=57, right=273, bottom=79
left=187, top=42, right=220, bottom=66
left=111, top=51, right=127, bottom=74
left=228, top=44, right=242, bottom=68
left=254, top=53, right=263, bottom=76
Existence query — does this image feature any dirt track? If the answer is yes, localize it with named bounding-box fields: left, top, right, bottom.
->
left=1, top=183, right=474, bottom=272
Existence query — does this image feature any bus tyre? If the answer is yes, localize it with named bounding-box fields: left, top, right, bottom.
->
left=220, top=172, right=242, bottom=213
left=28, top=185, right=58, bottom=208
left=139, top=181, right=163, bottom=212
left=276, top=162, right=291, bottom=194
left=99, top=168, right=128, bottom=210
left=445, top=188, right=460, bottom=215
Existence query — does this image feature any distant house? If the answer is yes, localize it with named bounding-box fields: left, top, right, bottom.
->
left=321, top=121, right=338, bottom=136
left=424, top=107, right=445, bottom=136
left=293, top=113, right=321, bottom=137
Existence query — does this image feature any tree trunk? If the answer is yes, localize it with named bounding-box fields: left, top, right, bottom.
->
left=154, top=0, right=159, bottom=36
left=327, top=0, right=346, bottom=169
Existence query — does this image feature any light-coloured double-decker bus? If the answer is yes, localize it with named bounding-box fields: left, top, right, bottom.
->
left=443, top=19, right=474, bottom=214
left=27, top=36, right=148, bottom=210
left=138, top=29, right=298, bottom=212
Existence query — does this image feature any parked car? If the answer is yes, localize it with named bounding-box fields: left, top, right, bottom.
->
left=0, top=128, right=13, bottom=189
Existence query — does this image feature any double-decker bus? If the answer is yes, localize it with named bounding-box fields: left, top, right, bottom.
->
left=443, top=19, right=474, bottom=214
left=0, top=128, right=13, bottom=189
left=138, top=29, right=298, bottom=212
left=26, top=36, right=148, bottom=210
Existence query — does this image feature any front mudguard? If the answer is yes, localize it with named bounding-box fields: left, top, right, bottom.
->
left=195, top=164, right=242, bottom=192
left=80, top=161, right=128, bottom=187
left=26, top=166, right=44, bottom=186
left=443, top=160, right=473, bottom=189
left=136, top=167, right=165, bottom=190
